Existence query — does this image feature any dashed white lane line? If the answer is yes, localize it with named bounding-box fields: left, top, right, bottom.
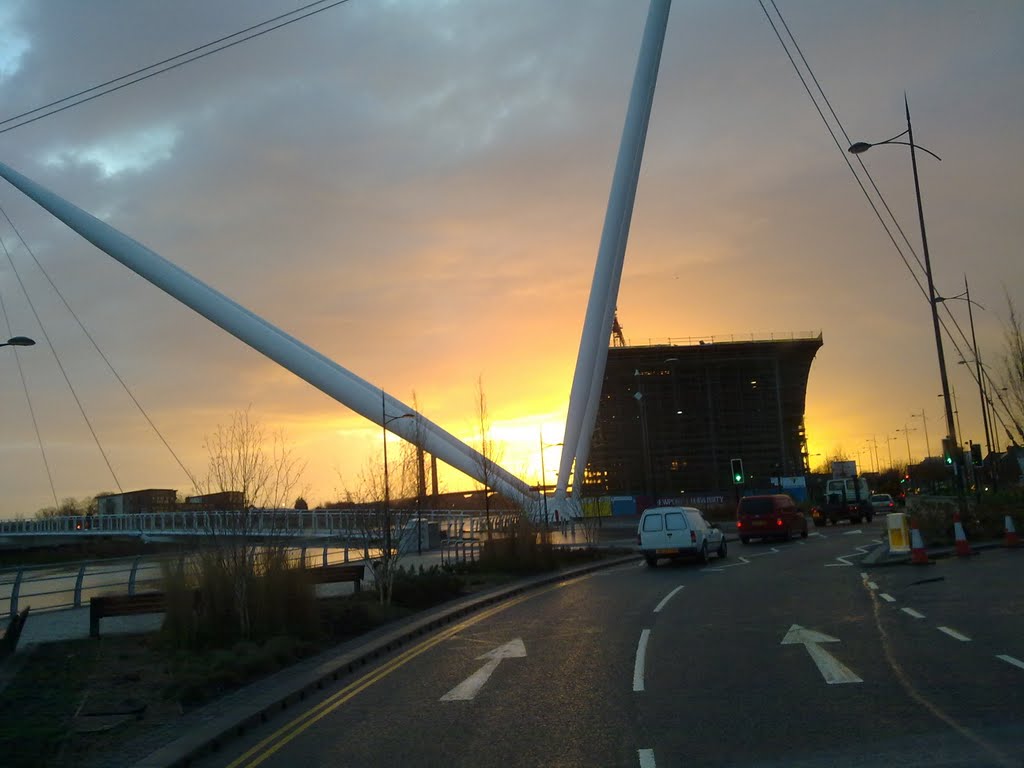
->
left=653, top=586, right=684, bottom=613
left=901, top=607, right=926, bottom=619
left=997, top=654, right=1024, bottom=671
left=633, top=629, right=651, bottom=692
left=638, top=748, right=657, bottom=767
left=867, top=581, right=879, bottom=591
left=937, top=626, right=971, bottom=642
left=880, top=593, right=896, bottom=603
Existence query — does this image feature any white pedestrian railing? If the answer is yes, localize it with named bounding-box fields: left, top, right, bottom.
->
left=0, top=509, right=519, bottom=539
left=1, top=510, right=524, bottom=616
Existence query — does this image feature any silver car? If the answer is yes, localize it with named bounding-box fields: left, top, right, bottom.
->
left=869, top=493, right=896, bottom=514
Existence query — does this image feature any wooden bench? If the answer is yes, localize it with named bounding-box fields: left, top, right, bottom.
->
left=305, top=563, right=365, bottom=592
left=90, top=592, right=167, bottom=638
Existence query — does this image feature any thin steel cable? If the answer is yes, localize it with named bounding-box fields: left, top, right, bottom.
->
left=0, top=205, right=199, bottom=488
left=761, top=1, right=1020, bottom=441
left=0, top=0, right=352, bottom=136
left=0, top=289, right=59, bottom=507
left=0, top=216, right=122, bottom=492
left=757, top=1, right=931, bottom=305
left=768, top=0, right=929, bottom=278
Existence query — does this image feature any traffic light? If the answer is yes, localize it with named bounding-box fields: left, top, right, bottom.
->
left=970, top=442, right=983, bottom=466
left=942, top=437, right=955, bottom=466
left=730, top=458, right=744, bottom=485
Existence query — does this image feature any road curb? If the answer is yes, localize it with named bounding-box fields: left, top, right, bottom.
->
left=862, top=539, right=1012, bottom=567
left=130, top=552, right=640, bottom=768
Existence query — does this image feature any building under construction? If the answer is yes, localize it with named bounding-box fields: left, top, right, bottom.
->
left=583, top=333, right=823, bottom=500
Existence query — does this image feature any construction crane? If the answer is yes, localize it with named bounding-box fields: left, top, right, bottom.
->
left=611, top=310, right=627, bottom=347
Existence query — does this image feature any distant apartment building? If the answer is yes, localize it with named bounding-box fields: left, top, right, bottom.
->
left=184, top=491, right=246, bottom=510
left=584, top=334, right=822, bottom=501
left=95, top=488, right=177, bottom=515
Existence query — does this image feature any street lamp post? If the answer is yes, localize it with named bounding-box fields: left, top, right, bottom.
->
left=946, top=276, right=993, bottom=460
left=0, top=336, right=35, bottom=349
left=381, top=390, right=414, bottom=562
left=896, top=425, right=916, bottom=465
left=911, top=409, right=931, bottom=459
left=886, top=434, right=898, bottom=469
left=850, top=96, right=962, bottom=503
left=538, top=433, right=563, bottom=531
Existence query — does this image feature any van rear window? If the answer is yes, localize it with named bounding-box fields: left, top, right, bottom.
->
left=738, top=498, right=774, bottom=516
left=665, top=512, right=686, bottom=531
left=642, top=514, right=663, bottom=532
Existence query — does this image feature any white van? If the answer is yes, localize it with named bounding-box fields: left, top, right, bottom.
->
left=637, top=506, right=726, bottom=567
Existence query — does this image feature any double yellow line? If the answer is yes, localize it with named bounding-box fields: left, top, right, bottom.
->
left=224, top=578, right=578, bottom=768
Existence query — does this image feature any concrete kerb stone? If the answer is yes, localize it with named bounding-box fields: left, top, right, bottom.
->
left=862, top=538, right=1011, bottom=568
left=130, top=552, right=641, bottom=768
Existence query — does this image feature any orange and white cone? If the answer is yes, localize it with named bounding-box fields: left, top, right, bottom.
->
left=953, top=512, right=972, bottom=557
left=910, top=519, right=930, bottom=565
left=1005, top=515, right=1020, bottom=548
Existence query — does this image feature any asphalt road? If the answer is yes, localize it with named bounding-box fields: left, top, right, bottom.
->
left=199, top=520, right=1024, bottom=768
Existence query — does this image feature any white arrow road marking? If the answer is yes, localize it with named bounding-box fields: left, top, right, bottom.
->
left=638, top=748, right=657, bottom=767
left=781, top=624, right=863, bottom=684
left=440, top=638, right=526, bottom=701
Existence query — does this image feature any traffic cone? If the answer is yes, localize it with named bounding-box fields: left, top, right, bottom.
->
left=910, top=519, right=930, bottom=565
left=1005, top=515, right=1020, bottom=548
left=953, top=512, right=972, bottom=557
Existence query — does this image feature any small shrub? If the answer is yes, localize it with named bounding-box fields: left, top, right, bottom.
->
left=390, top=565, right=465, bottom=610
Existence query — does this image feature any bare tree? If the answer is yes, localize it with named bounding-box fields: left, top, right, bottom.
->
left=475, top=376, right=505, bottom=542
left=190, top=406, right=308, bottom=639
left=812, top=451, right=851, bottom=475
left=1000, top=294, right=1024, bottom=444
left=335, top=397, right=427, bottom=605
left=197, top=405, right=307, bottom=509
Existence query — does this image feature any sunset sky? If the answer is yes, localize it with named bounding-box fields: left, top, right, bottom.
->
left=1, top=1, right=1022, bottom=518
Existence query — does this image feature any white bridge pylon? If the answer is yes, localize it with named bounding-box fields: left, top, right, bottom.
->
left=556, top=0, right=672, bottom=512
left=0, top=161, right=537, bottom=511
left=0, top=0, right=671, bottom=519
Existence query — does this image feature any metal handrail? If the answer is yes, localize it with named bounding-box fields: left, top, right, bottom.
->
left=0, top=509, right=500, bottom=537
left=1, top=511, right=521, bottom=616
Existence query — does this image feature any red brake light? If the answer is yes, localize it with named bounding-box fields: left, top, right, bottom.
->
left=690, top=530, right=697, bottom=543
left=737, top=520, right=742, bottom=528
left=776, top=518, right=783, bottom=526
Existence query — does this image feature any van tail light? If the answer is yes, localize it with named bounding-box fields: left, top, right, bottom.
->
left=637, top=534, right=642, bottom=546
left=737, top=520, right=743, bottom=529
left=776, top=518, right=783, bottom=527
left=690, top=530, right=697, bottom=544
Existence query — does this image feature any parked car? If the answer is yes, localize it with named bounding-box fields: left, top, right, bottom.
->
left=869, top=493, right=896, bottom=514
left=736, top=494, right=808, bottom=543
left=637, top=506, right=726, bottom=567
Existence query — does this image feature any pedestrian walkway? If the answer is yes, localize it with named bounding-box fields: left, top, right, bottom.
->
left=12, top=550, right=448, bottom=651
left=9, top=527, right=643, bottom=651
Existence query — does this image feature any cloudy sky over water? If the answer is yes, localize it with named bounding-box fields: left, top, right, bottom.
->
left=0, top=1, right=1022, bottom=517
